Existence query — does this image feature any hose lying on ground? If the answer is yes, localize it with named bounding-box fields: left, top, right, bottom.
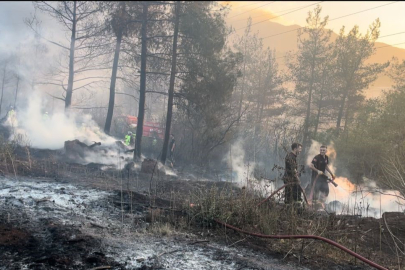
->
left=257, top=183, right=309, bottom=207
left=214, top=219, right=388, bottom=270
left=242, top=182, right=388, bottom=269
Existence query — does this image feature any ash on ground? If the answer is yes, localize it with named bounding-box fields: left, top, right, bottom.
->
left=0, top=177, right=310, bottom=270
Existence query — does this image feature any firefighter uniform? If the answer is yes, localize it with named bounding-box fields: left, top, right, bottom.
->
left=309, top=154, right=330, bottom=201
left=283, top=152, right=302, bottom=204
left=125, top=134, right=131, bottom=146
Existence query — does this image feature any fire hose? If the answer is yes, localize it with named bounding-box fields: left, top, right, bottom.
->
left=228, top=177, right=388, bottom=269
left=214, top=219, right=388, bottom=270
left=257, top=174, right=338, bottom=207
left=257, top=183, right=309, bottom=207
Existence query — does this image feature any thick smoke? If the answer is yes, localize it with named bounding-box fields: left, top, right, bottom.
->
left=1, top=90, right=138, bottom=169
left=6, top=91, right=116, bottom=149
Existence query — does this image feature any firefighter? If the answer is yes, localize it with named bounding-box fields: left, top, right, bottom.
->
left=125, top=131, right=132, bottom=146
left=152, top=136, right=157, bottom=147
left=7, top=106, right=16, bottom=126
left=8, top=105, right=15, bottom=117
left=151, top=135, right=158, bottom=156
left=308, top=145, right=336, bottom=203
left=283, top=142, right=303, bottom=205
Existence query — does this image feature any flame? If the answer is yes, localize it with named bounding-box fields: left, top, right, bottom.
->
left=326, top=177, right=405, bottom=217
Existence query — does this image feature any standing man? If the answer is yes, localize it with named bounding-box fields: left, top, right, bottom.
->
left=169, top=134, right=176, bottom=168
left=152, top=135, right=158, bottom=156
left=308, top=145, right=336, bottom=202
left=283, top=142, right=303, bottom=204
left=125, top=131, right=132, bottom=146
left=7, top=106, right=16, bottom=127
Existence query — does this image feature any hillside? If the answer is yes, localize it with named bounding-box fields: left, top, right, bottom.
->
left=226, top=14, right=405, bottom=98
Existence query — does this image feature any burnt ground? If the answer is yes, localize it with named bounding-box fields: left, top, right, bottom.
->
left=0, top=144, right=404, bottom=269
left=0, top=177, right=313, bottom=270
left=0, top=214, right=122, bottom=270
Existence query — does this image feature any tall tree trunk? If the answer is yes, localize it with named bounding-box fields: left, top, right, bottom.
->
left=65, top=0, right=77, bottom=110
left=302, top=60, right=316, bottom=149
left=336, top=91, right=347, bottom=130
left=314, top=92, right=323, bottom=136
left=238, top=61, right=246, bottom=124
left=134, top=3, right=148, bottom=159
left=161, top=1, right=180, bottom=164
left=343, top=97, right=350, bottom=132
left=253, top=72, right=263, bottom=163
left=0, top=64, right=7, bottom=116
left=14, top=75, right=20, bottom=107
left=237, top=38, right=248, bottom=125
left=104, top=28, right=123, bottom=134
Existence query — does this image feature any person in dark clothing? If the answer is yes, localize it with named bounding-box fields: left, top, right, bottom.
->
left=169, top=134, right=176, bottom=168
left=283, top=142, right=303, bottom=204
left=308, top=145, right=336, bottom=202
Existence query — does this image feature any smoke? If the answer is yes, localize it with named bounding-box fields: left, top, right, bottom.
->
left=0, top=90, right=137, bottom=169
left=327, top=176, right=404, bottom=217
left=226, top=139, right=251, bottom=187
left=307, top=140, right=404, bottom=216
left=225, top=139, right=276, bottom=196
left=5, top=91, right=115, bottom=149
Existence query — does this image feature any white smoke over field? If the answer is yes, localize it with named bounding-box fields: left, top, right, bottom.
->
left=328, top=176, right=404, bottom=217
left=0, top=91, right=136, bottom=169
left=226, top=139, right=250, bottom=187
left=5, top=91, right=116, bottom=149
left=225, top=139, right=276, bottom=196
left=307, top=140, right=405, bottom=216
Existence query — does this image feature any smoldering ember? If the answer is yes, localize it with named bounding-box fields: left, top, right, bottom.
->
left=0, top=1, right=405, bottom=270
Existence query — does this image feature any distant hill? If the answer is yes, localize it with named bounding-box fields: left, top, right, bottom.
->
left=226, top=15, right=405, bottom=98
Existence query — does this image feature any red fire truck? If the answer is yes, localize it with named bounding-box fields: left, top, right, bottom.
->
left=125, top=115, right=164, bottom=139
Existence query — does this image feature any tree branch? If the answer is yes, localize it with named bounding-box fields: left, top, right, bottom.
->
left=46, top=92, right=65, bottom=102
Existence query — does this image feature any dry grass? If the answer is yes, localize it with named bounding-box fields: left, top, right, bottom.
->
left=147, top=222, right=176, bottom=236
left=1, top=133, right=403, bottom=269
left=182, top=177, right=405, bottom=269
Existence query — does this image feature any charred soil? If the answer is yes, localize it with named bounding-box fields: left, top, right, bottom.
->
left=0, top=144, right=404, bottom=269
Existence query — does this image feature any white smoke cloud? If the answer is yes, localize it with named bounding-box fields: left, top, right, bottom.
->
left=226, top=139, right=251, bottom=187
left=1, top=90, right=140, bottom=170
left=225, top=139, right=276, bottom=197
left=327, top=176, right=404, bottom=217
left=5, top=91, right=118, bottom=149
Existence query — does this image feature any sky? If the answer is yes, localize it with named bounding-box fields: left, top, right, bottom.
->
left=223, top=1, right=405, bottom=49
left=0, top=1, right=403, bottom=101
left=0, top=1, right=65, bottom=55
left=1, top=1, right=404, bottom=52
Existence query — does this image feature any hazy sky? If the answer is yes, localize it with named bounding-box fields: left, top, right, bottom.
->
left=224, top=1, right=405, bottom=49
left=1, top=1, right=404, bottom=51
left=0, top=1, right=402, bottom=101
left=0, top=1, right=64, bottom=57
